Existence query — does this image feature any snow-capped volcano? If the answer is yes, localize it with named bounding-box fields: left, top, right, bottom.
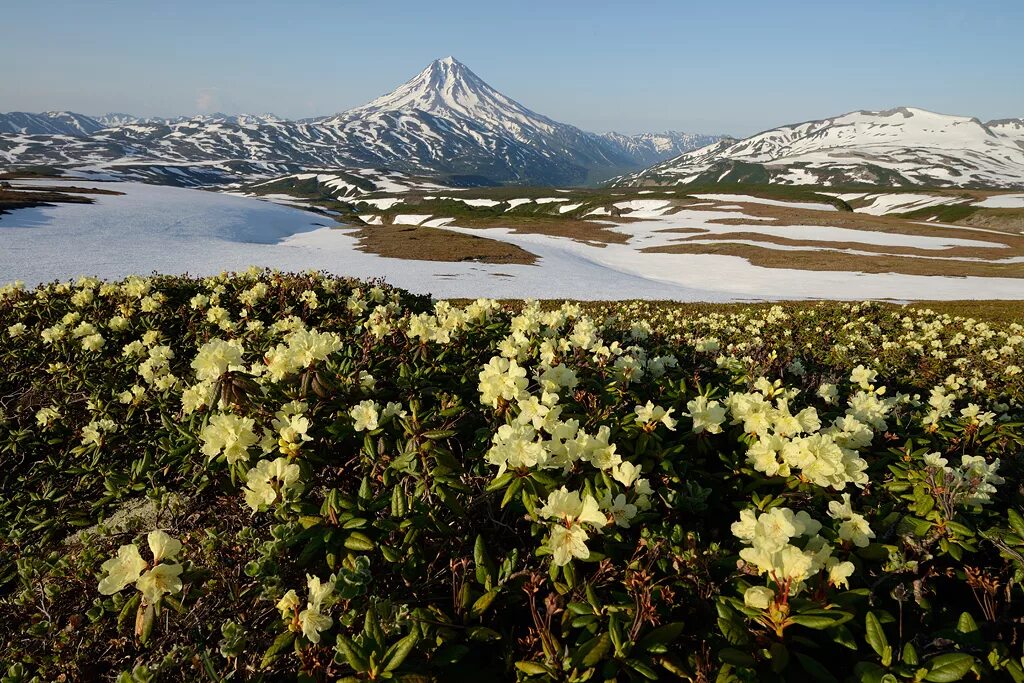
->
left=334, top=56, right=558, bottom=137
left=615, top=107, right=1024, bottom=189
left=0, top=58, right=716, bottom=187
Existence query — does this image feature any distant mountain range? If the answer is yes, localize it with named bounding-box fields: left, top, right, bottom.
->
left=613, top=107, right=1024, bottom=189
left=3, top=64, right=1023, bottom=190
left=0, top=57, right=718, bottom=187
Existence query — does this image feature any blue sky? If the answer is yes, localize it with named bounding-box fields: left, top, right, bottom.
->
left=4, top=0, right=1022, bottom=136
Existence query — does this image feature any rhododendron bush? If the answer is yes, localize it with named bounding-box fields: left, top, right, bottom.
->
left=1, top=270, right=1023, bottom=682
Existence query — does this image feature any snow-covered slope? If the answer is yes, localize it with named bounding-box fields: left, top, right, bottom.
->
left=0, top=111, right=105, bottom=136
left=615, top=107, right=1024, bottom=189
left=599, top=131, right=721, bottom=167
left=0, top=58, right=714, bottom=187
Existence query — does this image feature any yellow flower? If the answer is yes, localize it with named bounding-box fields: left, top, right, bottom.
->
left=686, top=396, right=727, bottom=434
left=147, top=530, right=182, bottom=563
left=298, top=606, right=332, bottom=644
left=549, top=525, right=592, bottom=566
left=200, top=412, right=259, bottom=464
left=277, top=589, right=300, bottom=620
left=634, top=401, right=677, bottom=431
left=135, top=563, right=184, bottom=605
left=743, top=585, right=775, bottom=610
left=191, top=338, right=245, bottom=381
left=540, top=488, right=608, bottom=566
left=242, top=458, right=303, bottom=511
left=98, top=544, right=147, bottom=595
left=827, top=559, right=854, bottom=589
left=540, top=487, right=608, bottom=529
left=350, top=400, right=380, bottom=432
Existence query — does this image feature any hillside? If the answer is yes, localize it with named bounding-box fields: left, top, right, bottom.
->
left=0, top=59, right=716, bottom=187
left=614, top=107, right=1024, bottom=189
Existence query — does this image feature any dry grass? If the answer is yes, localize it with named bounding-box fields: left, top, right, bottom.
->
left=453, top=215, right=630, bottom=246
left=0, top=185, right=125, bottom=217
left=4, top=184, right=124, bottom=196
left=348, top=224, right=536, bottom=265
left=698, top=201, right=1021, bottom=238
left=645, top=241, right=1024, bottom=278
left=662, top=230, right=1022, bottom=259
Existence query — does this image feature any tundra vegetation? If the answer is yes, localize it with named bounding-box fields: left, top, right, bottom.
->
left=1, top=270, right=1022, bottom=682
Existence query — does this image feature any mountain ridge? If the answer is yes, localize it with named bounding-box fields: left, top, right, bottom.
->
left=0, top=58, right=717, bottom=187
left=613, top=106, right=1024, bottom=189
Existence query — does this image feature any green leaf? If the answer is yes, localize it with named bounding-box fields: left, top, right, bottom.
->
left=956, top=612, right=978, bottom=634
left=466, top=626, right=501, bottom=642
left=637, top=622, right=685, bottom=652
left=469, top=589, right=499, bottom=618
left=795, top=653, right=838, bottom=682
left=924, top=653, right=975, bottom=682
left=572, top=632, right=611, bottom=668
left=260, top=631, right=296, bottom=669
left=383, top=632, right=419, bottom=672
left=718, top=648, right=755, bottom=667
left=769, top=641, right=794, bottom=672
left=500, top=478, right=522, bottom=508
left=853, top=662, right=888, bottom=683
left=514, top=661, right=550, bottom=675
left=135, top=602, right=155, bottom=646
left=789, top=613, right=843, bottom=630
left=1008, top=509, right=1024, bottom=537
left=298, top=515, right=323, bottom=528
left=344, top=531, right=375, bottom=551
left=473, top=534, right=496, bottom=587
left=335, top=633, right=370, bottom=672
left=865, top=611, right=888, bottom=657
left=485, top=472, right=514, bottom=492
left=624, top=658, right=659, bottom=680
left=716, top=601, right=751, bottom=646
left=117, top=592, right=141, bottom=631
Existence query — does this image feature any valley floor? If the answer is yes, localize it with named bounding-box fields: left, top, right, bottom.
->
left=1, top=179, right=1023, bottom=301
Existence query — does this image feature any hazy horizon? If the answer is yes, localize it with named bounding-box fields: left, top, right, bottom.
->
left=4, top=0, right=1023, bottom=137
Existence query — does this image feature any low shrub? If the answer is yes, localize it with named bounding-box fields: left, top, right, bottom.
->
left=1, top=270, right=1022, bottom=681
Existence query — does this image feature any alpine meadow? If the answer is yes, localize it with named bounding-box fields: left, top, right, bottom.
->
left=1, top=2, right=1023, bottom=682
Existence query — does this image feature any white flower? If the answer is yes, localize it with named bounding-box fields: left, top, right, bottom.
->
left=191, top=338, right=245, bottom=381
left=243, top=457, right=303, bottom=511
left=549, top=525, right=592, bottom=566
left=827, top=559, right=854, bottom=589
left=135, top=563, right=184, bottom=605
left=850, top=365, right=877, bottom=390
left=147, top=530, right=182, bottom=563
left=743, top=585, right=774, bottom=609
left=686, top=396, right=727, bottom=434
left=602, top=493, right=638, bottom=528
left=98, top=544, right=147, bottom=595
left=350, top=400, right=380, bottom=432
left=540, top=487, right=608, bottom=566
left=200, top=412, right=259, bottom=464
left=634, top=401, right=677, bottom=430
